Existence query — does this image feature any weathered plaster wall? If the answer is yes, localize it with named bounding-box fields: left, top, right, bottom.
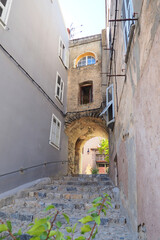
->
left=135, top=19, right=160, bottom=240
left=107, top=0, right=160, bottom=238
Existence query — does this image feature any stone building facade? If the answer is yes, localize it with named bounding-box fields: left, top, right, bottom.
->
left=104, top=0, right=160, bottom=239
left=0, top=0, right=69, bottom=193
left=65, top=32, right=109, bottom=174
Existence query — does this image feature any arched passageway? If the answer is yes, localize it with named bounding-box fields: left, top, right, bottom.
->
left=65, top=117, right=108, bottom=174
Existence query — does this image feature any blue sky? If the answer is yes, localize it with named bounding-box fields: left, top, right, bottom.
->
left=58, top=0, right=105, bottom=39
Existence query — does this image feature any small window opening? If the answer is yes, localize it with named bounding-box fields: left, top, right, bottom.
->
left=80, top=83, right=93, bottom=105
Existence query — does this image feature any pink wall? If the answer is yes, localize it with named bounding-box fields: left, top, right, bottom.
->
left=135, top=24, right=160, bottom=239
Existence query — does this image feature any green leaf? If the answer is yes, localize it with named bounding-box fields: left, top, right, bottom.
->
left=65, top=227, right=72, bottom=233
left=72, top=223, right=78, bottom=233
left=62, top=213, right=70, bottom=224
left=92, top=203, right=101, bottom=207
left=28, top=223, right=34, bottom=227
left=81, top=225, right=91, bottom=234
left=49, top=230, right=57, bottom=237
left=87, top=207, right=97, bottom=213
left=92, top=227, right=98, bottom=239
left=40, top=232, right=48, bottom=240
left=55, top=230, right=64, bottom=240
left=44, top=205, right=55, bottom=211
left=91, top=213, right=98, bottom=218
left=79, top=216, right=93, bottom=224
left=102, top=209, right=106, bottom=216
left=18, top=229, right=22, bottom=235
left=30, top=237, right=40, bottom=240
left=6, top=221, right=12, bottom=232
left=56, top=221, right=62, bottom=229
left=93, top=215, right=100, bottom=226
left=103, top=193, right=109, bottom=198
left=75, top=236, right=86, bottom=240
left=106, top=201, right=112, bottom=207
left=92, top=197, right=102, bottom=204
left=27, top=225, right=46, bottom=236
left=66, top=236, right=72, bottom=240
left=0, top=224, right=8, bottom=233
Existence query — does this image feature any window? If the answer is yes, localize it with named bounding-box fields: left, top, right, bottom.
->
left=80, top=82, right=93, bottom=105
left=49, top=114, right=61, bottom=149
left=58, top=37, right=69, bottom=68
left=55, top=73, right=64, bottom=103
left=122, top=0, right=134, bottom=50
left=100, top=84, right=115, bottom=129
left=0, top=0, right=12, bottom=26
left=77, top=56, right=96, bottom=67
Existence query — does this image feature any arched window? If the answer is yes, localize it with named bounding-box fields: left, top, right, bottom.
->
left=77, top=56, right=96, bottom=67
left=75, top=52, right=96, bottom=68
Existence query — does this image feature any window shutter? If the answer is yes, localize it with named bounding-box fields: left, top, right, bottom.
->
left=50, top=117, right=57, bottom=145
left=106, top=84, right=115, bottom=128
left=55, top=73, right=64, bottom=104
left=64, top=48, right=69, bottom=69
left=58, top=37, right=63, bottom=59
left=99, top=84, right=115, bottom=130
left=0, top=0, right=12, bottom=25
left=122, top=0, right=134, bottom=50
left=49, top=114, right=61, bottom=149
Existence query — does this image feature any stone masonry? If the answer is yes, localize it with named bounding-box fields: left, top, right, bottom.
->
left=0, top=175, right=135, bottom=239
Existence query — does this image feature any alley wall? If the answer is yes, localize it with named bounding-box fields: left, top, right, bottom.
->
left=107, top=0, right=160, bottom=239
left=0, top=0, right=69, bottom=193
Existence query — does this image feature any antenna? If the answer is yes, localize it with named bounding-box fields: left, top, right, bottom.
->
left=69, top=23, right=83, bottom=39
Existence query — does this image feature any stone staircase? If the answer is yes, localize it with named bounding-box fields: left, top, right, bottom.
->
left=0, top=175, right=134, bottom=240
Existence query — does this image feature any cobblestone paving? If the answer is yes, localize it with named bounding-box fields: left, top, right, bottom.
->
left=0, top=175, right=135, bottom=240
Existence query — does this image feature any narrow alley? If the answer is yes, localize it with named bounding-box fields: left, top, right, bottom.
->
left=0, top=175, right=134, bottom=240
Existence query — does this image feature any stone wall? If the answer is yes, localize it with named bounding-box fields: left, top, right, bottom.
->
left=67, top=33, right=107, bottom=112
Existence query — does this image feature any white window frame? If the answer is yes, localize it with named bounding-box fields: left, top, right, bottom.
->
left=55, top=72, right=64, bottom=104
left=100, top=84, right=115, bottom=127
left=77, top=56, right=96, bottom=67
left=58, top=37, right=69, bottom=68
left=122, top=0, right=134, bottom=50
left=0, top=0, right=12, bottom=26
left=49, top=114, right=61, bottom=149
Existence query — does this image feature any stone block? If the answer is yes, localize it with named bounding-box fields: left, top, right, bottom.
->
left=54, top=193, right=61, bottom=199
left=11, top=212, right=33, bottom=222
left=70, top=194, right=82, bottom=200
left=64, top=194, right=71, bottom=200
left=66, top=187, right=77, bottom=192
left=29, top=192, right=35, bottom=197
left=38, top=192, right=46, bottom=198
left=47, top=192, right=54, bottom=199
left=84, top=203, right=92, bottom=210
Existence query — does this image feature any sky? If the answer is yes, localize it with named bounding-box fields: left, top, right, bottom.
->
left=58, top=0, right=105, bottom=39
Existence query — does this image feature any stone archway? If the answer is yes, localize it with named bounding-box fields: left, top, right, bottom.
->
left=65, top=117, right=108, bottom=174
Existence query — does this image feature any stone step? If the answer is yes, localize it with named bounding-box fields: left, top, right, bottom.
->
left=0, top=175, right=134, bottom=240
left=62, top=174, right=110, bottom=182
left=0, top=203, right=124, bottom=225
left=54, top=180, right=113, bottom=187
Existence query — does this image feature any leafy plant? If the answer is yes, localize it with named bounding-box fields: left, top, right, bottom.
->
left=91, top=168, right=99, bottom=175
left=0, top=194, right=112, bottom=240
left=98, top=139, right=109, bottom=163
